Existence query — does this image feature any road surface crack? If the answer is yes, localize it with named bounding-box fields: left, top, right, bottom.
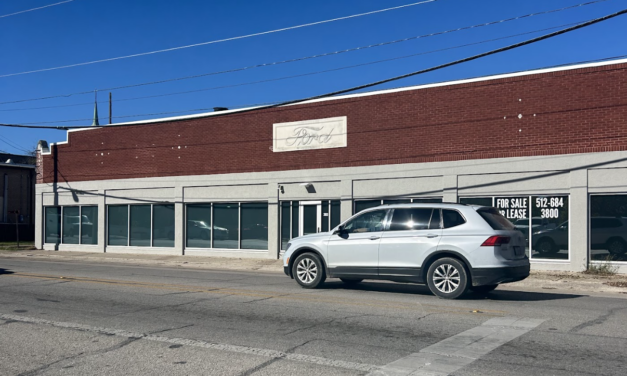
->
left=569, top=307, right=626, bottom=333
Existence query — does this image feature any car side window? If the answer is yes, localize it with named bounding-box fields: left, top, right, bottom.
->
left=389, top=208, right=433, bottom=231
left=442, top=209, right=466, bottom=228
left=343, top=210, right=387, bottom=234
left=429, top=209, right=441, bottom=229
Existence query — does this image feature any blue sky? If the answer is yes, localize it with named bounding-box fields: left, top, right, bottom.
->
left=1, top=0, right=626, bottom=155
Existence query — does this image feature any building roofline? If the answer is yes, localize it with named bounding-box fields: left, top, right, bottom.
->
left=45, top=56, right=627, bottom=149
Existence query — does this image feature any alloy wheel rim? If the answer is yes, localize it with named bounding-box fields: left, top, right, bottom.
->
left=433, top=264, right=460, bottom=293
left=296, top=258, right=317, bottom=283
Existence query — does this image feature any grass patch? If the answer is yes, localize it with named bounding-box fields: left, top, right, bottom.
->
left=584, top=258, right=618, bottom=276
left=0, top=242, right=36, bottom=251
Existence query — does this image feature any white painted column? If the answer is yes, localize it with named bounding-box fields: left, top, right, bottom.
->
left=98, top=189, right=106, bottom=253
left=267, top=183, right=279, bottom=259
left=442, top=175, right=458, bottom=203
left=175, top=185, right=184, bottom=255
left=340, top=179, right=353, bottom=221
left=34, top=189, right=43, bottom=249
left=569, top=169, right=588, bottom=272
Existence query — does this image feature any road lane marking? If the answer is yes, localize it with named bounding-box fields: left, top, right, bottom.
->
left=369, top=316, right=545, bottom=376
left=6, top=272, right=507, bottom=316
left=0, top=313, right=378, bottom=372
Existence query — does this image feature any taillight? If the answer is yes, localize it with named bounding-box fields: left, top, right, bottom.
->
left=481, top=236, right=510, bottom=246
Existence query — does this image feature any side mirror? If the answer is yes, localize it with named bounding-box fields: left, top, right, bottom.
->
left=333, top=225, right=345, bottom=235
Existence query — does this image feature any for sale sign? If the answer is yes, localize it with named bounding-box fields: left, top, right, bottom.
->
left=495, top=197, right=528, bottom=220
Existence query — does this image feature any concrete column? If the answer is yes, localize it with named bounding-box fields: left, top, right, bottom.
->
left=569, top=169, right=589, bottom=272
left=34, top=188, right=43, bottom=249
left=340, top=179, right=353, bottom=221
left=442, top=175, right=458, bottom=203
left=98, top=190, right=106, bottom=253
left=267, top=183, right=279, bottom=259
left=175, top=185, right=184, bottom=255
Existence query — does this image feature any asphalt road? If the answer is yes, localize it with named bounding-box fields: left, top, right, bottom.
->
left=0, top=259, right=626, bottom=376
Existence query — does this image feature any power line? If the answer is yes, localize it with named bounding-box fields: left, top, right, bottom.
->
left=0, top=0, right=609, bottom=106
left=9, top=21, right=597, bottom=122
left=0, top=0, right=440, bottom=78
left=0, top=0, right=74, bottom=19
left=2, top=7, right=627, bottom=131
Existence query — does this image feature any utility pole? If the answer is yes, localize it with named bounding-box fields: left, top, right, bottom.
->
left=109, top=92, right=112, bottom=124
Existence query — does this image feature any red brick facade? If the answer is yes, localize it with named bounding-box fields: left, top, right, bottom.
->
left=39, top=62, right=627, bottom=184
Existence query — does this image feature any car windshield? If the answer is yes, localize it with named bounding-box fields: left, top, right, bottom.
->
left=477, top=207, right=516, bottom=230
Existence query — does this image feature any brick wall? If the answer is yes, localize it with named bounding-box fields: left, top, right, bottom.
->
left=40, top=63, right=627, bottom=184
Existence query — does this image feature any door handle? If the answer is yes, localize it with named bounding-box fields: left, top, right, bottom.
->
left=369, top=236, right=380, bottom=240
left=416, top=234, right=439, bottom=238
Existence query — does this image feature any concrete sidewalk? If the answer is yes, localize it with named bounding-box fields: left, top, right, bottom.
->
left=2, top=249, right=627, bottom=296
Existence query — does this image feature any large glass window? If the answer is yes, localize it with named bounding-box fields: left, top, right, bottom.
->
left=344, top=210, right=387, bottom=234
left=81, top=206, right=98, bottom=245
left=280, top=202, right=291, bottom=250
left=355, top=200, right=383, bottom=213
left=108, top=205, right=129, bottom=246
left=187, top=204, right=212, bottom=248
left=130, top=205, right=151, bottom=247
left=213, top=203, right=239, bottom=249
left=45, top=207, right=61, bottom=244
left=330, top=200, right=341, bottom=229
left=153, top=205, right=175, bottom=247
left=530, top=196, right=569, bottom=260
left=590, top=195, right=627, bottom=262
left=62, top=207, right=80, bottom=244
left=459, top=197, right=493, bottom=206
left=241, top=203, right=268, bottom=250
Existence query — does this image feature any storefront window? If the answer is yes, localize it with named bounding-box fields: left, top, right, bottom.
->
left=280, top=202, right=290, bottom=250
left=241, top=203, right=268, bottom=250
left=291, top=201, right=299, bottom=241
left=45, top=207, right=61, bottom=244
left=81, top=206, right=98, bottom=245
left=495, top=197, right=530, bottom=258
left=62, top=207, right=80, bottom=244
left=130, top=205, right=151, bottom=247
left=213, top=203, right=239, bottom=249
left=355, top=200, right=382, bottom=213
left=356, top=198, right=442, bottom=214
left=590, top=195, right=627, bottom=262
left=459, top=197, right=493, bottom=206
left=153, top=205, right=175, bottom=247
left=187, top=204, right=212, bottom=248
left=530, top=196, right=569, bottom=260
left=330, top=200, right=341, bottom=229
left=108, top=205, right=129, bottom=246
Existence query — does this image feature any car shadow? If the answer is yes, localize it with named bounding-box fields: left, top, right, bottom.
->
left=0, top=268, right=15, bottom=276
left=319, top=280, right=583, bottom=301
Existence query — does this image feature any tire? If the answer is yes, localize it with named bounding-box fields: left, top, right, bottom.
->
left=340, top=278, right=363, bottom=285
left=426, top=257, right=469, bottom=299
left=607, top=238, right=627, bottom=256
left=535, top=238, right=558, bottom=255
left=292, top=253, right=326, bottom=289
left=470, top=284, right=498, bottom=294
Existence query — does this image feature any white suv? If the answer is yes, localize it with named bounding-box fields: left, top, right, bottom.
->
left=283, top=203, right=529, bottom=299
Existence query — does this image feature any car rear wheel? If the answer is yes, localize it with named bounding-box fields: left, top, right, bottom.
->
left=470, top=284, right=498, bottom=294
left=426, top=258, right=469, bottom=299
left=292, top=253, right=326, bottom=289
left=340, top=278, right=363, bottom=285
left=607, top=238, right=627, bottom=255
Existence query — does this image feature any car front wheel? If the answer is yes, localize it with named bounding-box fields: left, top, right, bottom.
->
left=427, top=258, right=469, bottom=299
left=292, top=253, right=326, bottom=289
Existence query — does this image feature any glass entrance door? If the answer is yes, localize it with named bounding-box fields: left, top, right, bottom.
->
left=299, top=201, right=322, bottom=236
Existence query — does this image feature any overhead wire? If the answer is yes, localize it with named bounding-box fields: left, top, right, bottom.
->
left=2, top=7, right=626, bottom=131
left=0, top=0, right=440, bottom=78
left=10, top=21, right=603, bottom=123
left=0, top=0, right=611, bottom=106
left=0, top=0, right=74, bottom=19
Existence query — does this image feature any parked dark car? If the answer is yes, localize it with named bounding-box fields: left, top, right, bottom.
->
left=532, top=217, right=627, bottom=255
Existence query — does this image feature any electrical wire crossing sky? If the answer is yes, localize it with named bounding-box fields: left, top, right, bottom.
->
left=0, top=0, right=626, bottom=153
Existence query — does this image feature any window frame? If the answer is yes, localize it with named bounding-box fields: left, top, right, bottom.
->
left=44, top=205, right=98, bottom=245
left=106, top=203, right=174, bottom=248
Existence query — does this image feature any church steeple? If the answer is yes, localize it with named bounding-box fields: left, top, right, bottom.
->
left=92, top=90, right=100, bottom=126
